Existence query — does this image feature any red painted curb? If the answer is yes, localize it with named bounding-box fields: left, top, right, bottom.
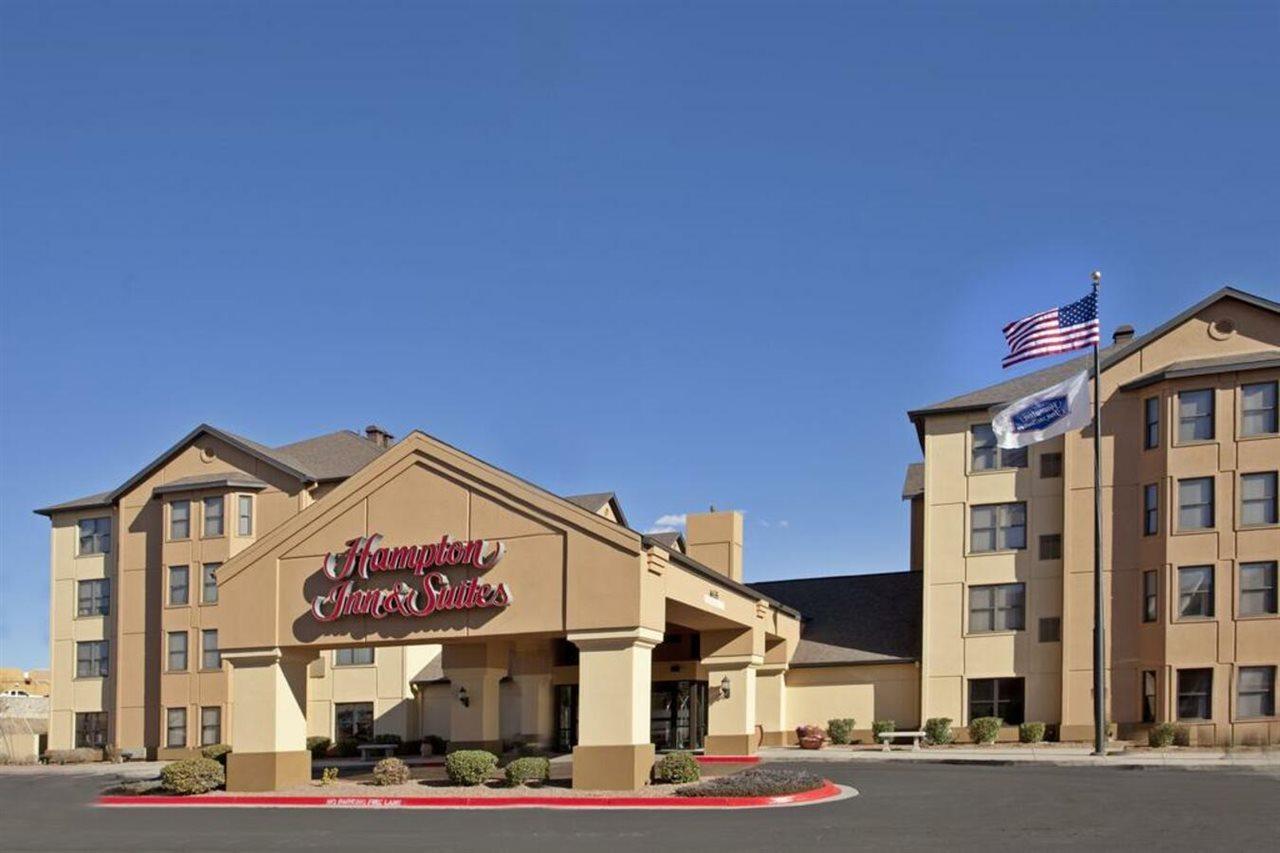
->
left=695, top=755, right=761, bottom=764
left=97, top=781, right=840, bottom=810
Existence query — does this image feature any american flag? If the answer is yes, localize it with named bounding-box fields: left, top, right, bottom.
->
left=1001, top=291, right=1100, bottom=368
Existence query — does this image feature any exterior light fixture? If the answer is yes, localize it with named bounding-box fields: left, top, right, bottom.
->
left=457, top=686, right=470, bottom=708
left=720, top=675, right=731, bottom=699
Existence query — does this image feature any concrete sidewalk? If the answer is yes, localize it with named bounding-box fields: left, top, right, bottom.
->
left=758, top=744, right=1280, bottom=771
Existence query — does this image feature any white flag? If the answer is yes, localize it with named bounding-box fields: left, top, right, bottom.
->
left=992, top=370, right=1091, bottom=449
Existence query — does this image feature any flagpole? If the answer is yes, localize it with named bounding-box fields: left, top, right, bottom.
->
left=1091, top=270, right=1107, bottom=756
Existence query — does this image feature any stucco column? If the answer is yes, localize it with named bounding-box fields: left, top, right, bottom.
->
left=442, top=643, right=507, bottom=754
left=755, top=664, right=788, bottom=746
left=704, top=657, right=761, bottom=755
left=224, top=648, right=315, bottom=792
left=568, top=627, right=663, bottom=790
left=510, top=639, right=554, bottom=747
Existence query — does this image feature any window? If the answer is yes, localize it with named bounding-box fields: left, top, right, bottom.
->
left=1039, top=452, right=1063, bottom=479
left=1141, top=671, right=1157, bottom=723
left=1143, top=570, right=1159, bottom=623
left=1177, top=477, right=1214, bottom=530
left=335, top=702, right=374, bottom=741
left=1038, top=617, right=1061, bottom=643
left=201, top=563, right=220, bottom=604
left=203, top=496, right=224, bottom=537
left=201, top=629, right=220, bottom=670
left=968, top=583, right=1025, bottom=633
left=1176, top=669, right=1213, bottom=720
left=968, top=678, right=1025, bottom=725
left=1144, top=396, right=1160, bottom=449
left=76, top=579, right=110, bottom=617
left=1240, top=561, right=1278, bottom=616
left=166, top=708, right=187, bottom=748
left=167, top=631, right=188, bottom=671
left=970, top=502, right=1027, bottom=552
left=1143, top=483, right=1159, bottom=536
left=334, top=647, right=375, bottom=667
left=77, top=517, right=111, bottom=555
left=170, top=500, right=190, bottom=539
left=1177, top=389, right=1214, bottom=442
left=1038, top=534, right=1062, bottom=560
left=1240, top=472, right=1278, bottom=526
left=75, top=641, right=109, bottom=678
left=971, top=424, right=1027, bottom=471
left=75, top=712, right=108, bottom=748
left=1237, top=666, right=1275, bottom=719
left=168, top=565, right=189, bottom=606
left=1177, top=566, right=1214, bottom=619
left=237, top=495, right=254, bottom=536
left=200, top=707, right=222, bottom=746
left=1241, top=381, right=1278, bottom=436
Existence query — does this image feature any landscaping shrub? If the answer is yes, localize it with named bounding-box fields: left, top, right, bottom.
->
left=444, top=750, right=498, bottom=786
left=396, top=738, right=421, bottom=756
left=968, top=716, right=1002, bottom=744
left=43, top=748, right=98, bottom=765
left=200, top=744, right=232, bottom=765
left=160, top=757, right=225, bottom=795
left=1019, top=722, right=1046, bottom=744
left=320, top=767, right=340, bottom=786
left=871, top=720, right=896, bottom=741
left=504, top=756, right=551, bottom=786
left=104, top=744, right=124, bottom=764
left=1173, top=725, right=1192, bottom=747
left=924, top=717, right=954, bottom=745
left=334, top=739, right=359, bottom=758
left=373, top=733, right=402, bottom=746
left=654, top=751, right=700, bottom=784
left=1148, top=723, right=1177, bottom=748
left=676, top=768, right=824, bottom=798
left=421, top=735, right=447, bottom=756
left=306, top=736, right=332, bottom=758
left=826, top=718, right=856, bottom=745
left=371, top=756, right=411, bottom=786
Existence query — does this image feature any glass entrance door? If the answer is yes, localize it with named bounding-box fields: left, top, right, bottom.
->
left=554, top=684, right=578, bottom=753
left=650, top=680, right=707, bottom=751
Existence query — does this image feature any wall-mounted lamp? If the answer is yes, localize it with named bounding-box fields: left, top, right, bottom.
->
left=719, top=675, right=731, bottom=699
left=457, top=686, right=470, bottom=708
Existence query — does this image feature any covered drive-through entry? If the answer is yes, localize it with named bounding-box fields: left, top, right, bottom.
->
left=216, top=431, right=800, bottom=791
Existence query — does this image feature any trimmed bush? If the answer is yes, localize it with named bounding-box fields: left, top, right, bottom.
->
left=43, top=748, right=98, bottom=765
left=654, top=751, right=700, bottom=784
left=968, top=716, right=1002, bottom=744
left=871, top=720, right=896, bottom=741
left=445, top=750, right=498, bottom=786
left=334, top=739, right=359, bottom=758
left=372, top=756, right=410, bottom=786
left=160, top=757, right=225, bottom=795
left=1148, top=722, right=1179, bottom=748
left=826, top=718, right=856, bottom=745
left=1019, top=722, right=1046, bottom=744
left=505, top=756, right=551, bottom=786
left=200, top=744, right=232, bottom=765
left=924, top=717, right=954, bottom=745
left=676, top=768, right=824, bottom=798
left=306, top=736, right=332, bottom=758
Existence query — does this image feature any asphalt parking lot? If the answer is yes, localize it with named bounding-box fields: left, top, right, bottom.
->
left=1, top=761, right=1274, bottom=852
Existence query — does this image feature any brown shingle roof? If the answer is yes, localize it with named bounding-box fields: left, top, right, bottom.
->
left=272, top=430, right=388, bottom=481
left=901, top=462, right=924, bottom=499
left=33, top=490, right=114, bottom=516
left=1118, top=351, right=1280, bottom=391
left=151, top=473, right=270, bottom=496
left=564, top=492, right=628, bottom=526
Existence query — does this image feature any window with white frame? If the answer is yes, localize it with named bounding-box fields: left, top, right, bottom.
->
left=1177, top=389, right=1214, bottom=442
left=970, top=502, right=1026, bottom=552
left=1240, top=472, right=1277, bottom=526
left=334, top=647, right=375, bottom=667
left=1177, top=565, right=1215, bottom=619
left=167, top=631, right=188, bottom=671
left=970, top=424, right=1027, bottom=471
left=201, top=629, right=220, bottom=670
left=1237, top=666, right=1275, bottom=719
left=1241, top=381, right=1278, bottom=437
left=1177, top=477, right=1214, bottom=530
left=1240, top=561, right=1277, bottom=616
left=968, top=583, right=1025, bottom=632
left=201, top=562, right=220, bottom=604
left=168, top=565, right=189, bottom=606
left=200, top=707, right=222, bottom=746
left=75, top=641, right=109, bottom=678
left=170, top=500, right=190, bottom=539
left=76, top=578, right=110, bottom=617
left=237, top=495, right=254, bottom=536
left=203, top=496, right=224, bottom=537
left=166, top=708, right=187, bottom=748
left=77, top=517, right=111, bottom=555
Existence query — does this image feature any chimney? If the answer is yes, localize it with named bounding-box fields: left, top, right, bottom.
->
left=364, top=424, right=394, bottom=448
left=1112, top=324, right=1135, bottom=346
left=685, top=509, right=744, bottom=583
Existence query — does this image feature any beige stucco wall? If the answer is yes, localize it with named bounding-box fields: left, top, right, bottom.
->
left=785, top=663, right=920, bottom=736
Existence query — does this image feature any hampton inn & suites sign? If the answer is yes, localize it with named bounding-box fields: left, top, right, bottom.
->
left=309, top=534, right=511, bottom=623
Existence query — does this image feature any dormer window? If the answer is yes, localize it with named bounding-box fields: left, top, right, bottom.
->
left=170, top=500, right=190, bottom=540
left=203, top=496, right=224, bottom=537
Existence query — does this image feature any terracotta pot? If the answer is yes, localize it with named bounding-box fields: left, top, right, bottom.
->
left=799, top=736, right=826, bottom=750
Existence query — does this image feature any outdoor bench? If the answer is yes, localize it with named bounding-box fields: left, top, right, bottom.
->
left=877, top=730, right=927, bottom=751
left=356, top=743, right=397, bottom=761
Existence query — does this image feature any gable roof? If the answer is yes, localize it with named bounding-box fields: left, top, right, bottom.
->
left=646, top=530, right=686, bottom=552
left=901, top=462, right=924, bottom=500
left=272, top=430, right=388, bottom=481
left=564, top=491, right=629, bottom=527
left=748, top=571, right=922, bottom=666
left=33, top=490, right=114, bottom=517
left=151, top=473, right=269, bottom=497
left=1118, top=350, right=1280, bottom=392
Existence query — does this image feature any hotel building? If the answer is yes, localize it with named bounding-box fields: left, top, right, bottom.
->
left=36, top=286, right=1277, bottom=790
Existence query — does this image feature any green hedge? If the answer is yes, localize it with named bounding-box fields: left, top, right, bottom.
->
left=306, top=736, right=331, bottom=758
left=826, top=718, right=856, bottom=745
left=160, top=757, right=225, bottom=795
left=968, top=717, right=1002, bottom=744
left=924, top=717, right=954, bottom=745
left=200, top=744, right=232, bottom=765
left=1018, top=722, right=1046, bottom=744
left=445, top=750, right=498, bottom=786
left=871, top=720, right=896, bottom=740
left=676, top=768, right=824, bottom=798
left=372, top=756, right=410, bottom=786
left=504, top=756, right=551, bottom=786
left=654, top=751, right=700, bottom=784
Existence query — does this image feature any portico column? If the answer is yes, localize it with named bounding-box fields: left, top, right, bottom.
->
left=568, top=627, right=663, bottom=790
left=511, top=640, right=554, bottom=748
left=224, top=648, right=315, bottom=792
left=755, top=664, right=789, bottom=746
left=703, top=657, right=762, bottom=755
left=442, top=643, right=506, bottom=754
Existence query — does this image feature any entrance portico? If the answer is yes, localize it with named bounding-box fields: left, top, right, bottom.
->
left=215, top=431, right=800, bottom=791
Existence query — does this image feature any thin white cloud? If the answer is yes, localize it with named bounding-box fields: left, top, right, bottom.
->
left=778, top=520, right=790, bottom=528
left=647, top=513, right=687, bottom=534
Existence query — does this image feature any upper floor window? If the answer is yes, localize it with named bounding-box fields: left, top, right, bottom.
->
left=203, top=496, right=224, bottom=537
left=1241, top=381, right=1278, bottom=436
left=971, top=424, right=1027, bottom=472
left=168, top=565, right=189, bottom=606
left=1143, top=483, right=1159, bottom=535
left=170, top=500, right=190, bottom=540
left=1240, top=472, right=1278, bottom=527
left=77, top=517, right=111, bottom=555
left=76, top=640, right=109, bottom=678
left=167, top=631, right=188, bottom=671
left=334, top=647, right=375, bottom=667
left=1176, top=668, right=1213, bottom=720
left=1039, top=452, right=1063, bottom=479
left=1177, top=565, right=1214, bottom=619
left=1240, top=561, right=1277, bottom=616
left=1177, top=477, right=1214, bottom=530
left=1144, top=396, right=1160, bottom=449
left=968, top=583, right=1025, bottom=633
left=201, top=707, right=222, bottom=746
left=1142, top=570, right=1158, bottom=623
left=1177, top=389, right=1214, bottom=443
left=237, top=495, right=254, bottom=536
left=1238, top=666, right=1276, bottom=719
left=1038, top=533, right=1062, bottom=560
left=201, top=629, right=220, bottom=670
left=201, top=563, right=220, bottom=604
left=971, top=502, right=1026, bottom=552
left=76, top=578, right=111, bottom=617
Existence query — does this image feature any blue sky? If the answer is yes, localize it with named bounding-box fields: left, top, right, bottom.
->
left=1, top=1, right=1277, bottom=667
